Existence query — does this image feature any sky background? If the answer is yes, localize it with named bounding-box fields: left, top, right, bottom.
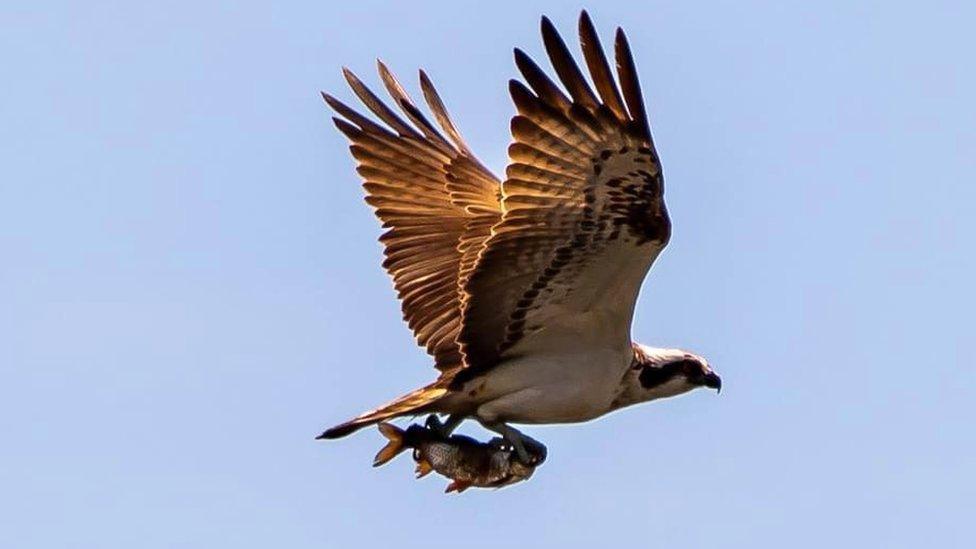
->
left=2, top=1, right=974, bottom=547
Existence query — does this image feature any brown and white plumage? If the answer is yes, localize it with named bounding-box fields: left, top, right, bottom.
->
left=458, top=16, right=669, bottom=380
left=323, top=64, right=501, bottom=370
left=319, top=12, right=719, bottom=446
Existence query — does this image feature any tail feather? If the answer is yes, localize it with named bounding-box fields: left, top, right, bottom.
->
left=316, top=384, right=448, bottom=440
left=372, top=423, right=406, bottom=467
left=316, top=420, right=367, bottom=440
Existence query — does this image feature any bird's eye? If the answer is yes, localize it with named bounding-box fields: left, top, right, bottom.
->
left=672, top=359, right=701, bottom=374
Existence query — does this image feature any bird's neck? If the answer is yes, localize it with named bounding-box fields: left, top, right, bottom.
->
left=609, top=345, right=696, bottom=411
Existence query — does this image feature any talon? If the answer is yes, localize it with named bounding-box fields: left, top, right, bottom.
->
left=480, top=421, right=547, bottom=466
left=424, top=414, right=443, bottom=432
left=425, top=414, right=463, bottom=437
left=512, top=444, right=546, bottom=466
left=487, top=437, right=508, bottom=450
left=523, top=439, right=548, bottom=465
left=512, top=441, right=533, bottom=464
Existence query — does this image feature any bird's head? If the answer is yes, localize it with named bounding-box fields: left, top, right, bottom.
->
left=612, top=345, right=721, bottom=410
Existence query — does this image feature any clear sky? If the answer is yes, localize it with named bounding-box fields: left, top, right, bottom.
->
left=2, top=1, right=974, bottom=547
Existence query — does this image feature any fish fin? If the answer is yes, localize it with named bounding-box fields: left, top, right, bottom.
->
left=415, top=459, right=433, bottom=479
left=372, top=423, right=406, bottom=467
left=445, top=480, right=472, bottom=493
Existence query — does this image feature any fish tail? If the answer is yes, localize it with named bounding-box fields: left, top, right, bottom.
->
left=372, top=423, right=408, bottom=467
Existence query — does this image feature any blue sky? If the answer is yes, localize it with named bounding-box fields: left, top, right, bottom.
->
left=2, top=1, right=974, bottom=547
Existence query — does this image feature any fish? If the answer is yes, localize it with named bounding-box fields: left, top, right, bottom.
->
left=373, top=422, right=543, bottom=492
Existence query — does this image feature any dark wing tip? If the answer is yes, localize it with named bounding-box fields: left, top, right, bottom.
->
left=538, top=11, right=599, bottom=109
left=375, top=58, right=392, bottom=78
left=578, top=10, right=591, bottom=32
left=331, top=117, right=360, bottom=139
left=513, top=47, right=534, bottom=71
left=577, top=10, right=629, bottom=121
left=322, top=92, right=343, bottom=108
left=512, top=46, right=571, bottom=112
left=613, top=26, right=652, bottom=141
left=508, top=78, right=529, bottom=92
left=579, top=9, right=592, bottom=26
left=508, top=79, right=538, bottom=113
left=539, top=14, right=561, bottom=50
left=341, top=66, right=368, bottom=90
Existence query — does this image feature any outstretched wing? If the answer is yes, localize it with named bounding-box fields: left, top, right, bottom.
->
left=457, top=12, right=671, bottom=377
left=325, top=63, right=502, bottom=370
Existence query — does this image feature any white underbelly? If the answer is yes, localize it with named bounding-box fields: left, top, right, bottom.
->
left=457, top=345, right=632, bottom=424
left=439, top=239, right=654, bottom=424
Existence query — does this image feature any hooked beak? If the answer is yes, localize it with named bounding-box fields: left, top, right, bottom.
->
left=702, top=372, right=722, bottom=393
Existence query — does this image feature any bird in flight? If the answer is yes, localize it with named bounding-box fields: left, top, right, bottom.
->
left=318, top=11, right=721, bottom=466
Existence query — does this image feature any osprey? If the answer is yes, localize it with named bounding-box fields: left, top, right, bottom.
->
left=319, top=12, right=720, bottom=464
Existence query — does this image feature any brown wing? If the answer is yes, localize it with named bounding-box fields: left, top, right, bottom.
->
left=457, top=12, right=671, bottom=377
left=325, top=62, right=502, bottom=370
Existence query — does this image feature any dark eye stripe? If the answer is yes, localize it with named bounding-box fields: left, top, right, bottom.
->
left=638, top=359, right=702, bottom=389
left=638, top=365, right=674, bottom=388
left=673, top=359, right=703, bottom=375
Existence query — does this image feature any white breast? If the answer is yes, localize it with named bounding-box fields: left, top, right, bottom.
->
left=444, top=235, right=658, bottom=425
left=463, top=343, right=633, bottom=424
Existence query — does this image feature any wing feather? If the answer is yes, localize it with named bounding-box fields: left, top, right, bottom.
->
left=457, top=13, right=671, bottom=376
left=614, top=28, right=654, bottom=146
left=513, top=48, right=572, bottom=113
left=578, top=10, right=628, bottom=122
left=540, top=16, right=600, bottom=110
left=419, top=70, right=472, bottom=153
left=327, top=65, right=502, bottom=370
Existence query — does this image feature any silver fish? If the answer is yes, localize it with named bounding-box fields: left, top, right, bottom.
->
left=373, top=423, right=542, bottom=492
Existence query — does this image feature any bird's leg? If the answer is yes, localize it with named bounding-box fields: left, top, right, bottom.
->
left=424, top=414, right=464, bottom=437
left=479, top=421, right=547, bottom=465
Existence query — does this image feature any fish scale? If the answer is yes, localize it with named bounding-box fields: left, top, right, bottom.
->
left=374, top=423, right=540, bottom=492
